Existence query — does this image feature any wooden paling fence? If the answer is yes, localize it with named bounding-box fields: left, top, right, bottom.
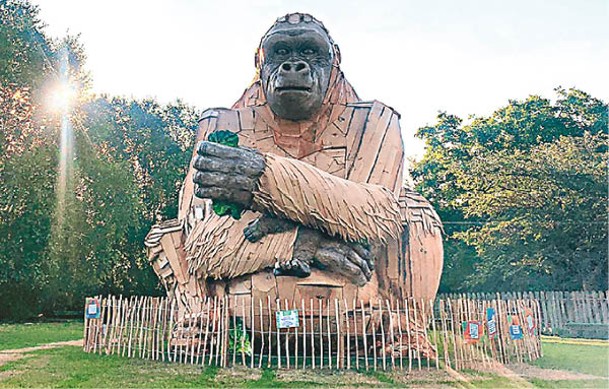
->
left=439, top=291, right=609, bottom=335
left=83, top=295, right=542, bottom=371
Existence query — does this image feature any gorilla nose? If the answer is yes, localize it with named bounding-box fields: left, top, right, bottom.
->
left=280, top=61, right=309, bottom=73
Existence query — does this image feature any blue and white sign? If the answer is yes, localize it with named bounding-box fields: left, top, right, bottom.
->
left=85, top=298, right=101, bottom=319
left=275, top=309, right=299, bottom=329
left=486, top=307, right=497, bottom=339
left=509, top=324, right=523, bottom=340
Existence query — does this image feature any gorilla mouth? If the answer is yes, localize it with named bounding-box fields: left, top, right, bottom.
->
left=275, top=86, right=312, bottom=92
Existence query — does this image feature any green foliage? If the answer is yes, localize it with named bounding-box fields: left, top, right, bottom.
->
left=0, top=1, right=200, bottom=319
left=229, top=317, right=252, bottom=356
left=0, top=0, right=52, bottom=87
left=208, top=129, right=239, bottom=147
left=413, top=88, right=608, bottom=292
left=207, top=130, right=244, bottom=220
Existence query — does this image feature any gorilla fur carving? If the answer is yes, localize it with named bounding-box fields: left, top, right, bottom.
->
left=145, top=13, right=443, bottom=317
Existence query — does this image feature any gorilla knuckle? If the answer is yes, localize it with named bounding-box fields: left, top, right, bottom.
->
left=196, top=140, right=209, bottom=155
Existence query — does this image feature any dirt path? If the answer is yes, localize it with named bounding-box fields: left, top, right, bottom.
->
left=505, top=363, right=605, bottom=381
left=0, top=339, right=83, bottom=367
left=487, top=361, right=535, bottom=388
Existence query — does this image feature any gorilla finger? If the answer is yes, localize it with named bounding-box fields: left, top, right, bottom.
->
left=243, top=225, right=263, bottom=243
left=192, top=155, right=264, bottom=177
left=315, top=248, right=367, bottom=286
left=194, top=185, right=253, bottom=205
left=198, top=140, right=255, bottom=161
left=319, top=240, right=350, bottom=257
left=193, top=170, right=257, bottom=191
left=351, top=244, right=372, bottom=263
left=335, top=259, right=368, bottom=286
left=347, top=249, right=372, bottom=280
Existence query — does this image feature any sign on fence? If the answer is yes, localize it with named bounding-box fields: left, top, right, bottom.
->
left=509, top=316, right=524, bottom=340
left=486, top=307, right=497, bottom=339
left=85, top=298, right=100, bottom=319
left=525, top=308, right=536, bottom=335
left=463, top=321, right=482, bottom=344
left=275, top=309, right=299, bottom=329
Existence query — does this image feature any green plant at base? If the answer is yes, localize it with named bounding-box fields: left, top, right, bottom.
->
left=229, top=317, right=252, bottom=356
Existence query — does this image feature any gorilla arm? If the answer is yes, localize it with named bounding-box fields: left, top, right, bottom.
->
left=252, top=153, right=402, bottom=245
left=192, top=117, right=405, bottom=246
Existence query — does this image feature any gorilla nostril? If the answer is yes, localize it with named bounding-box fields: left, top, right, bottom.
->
left=295, top=62, right=306, bottom=72
left=281, top=63, right=291, bottom=71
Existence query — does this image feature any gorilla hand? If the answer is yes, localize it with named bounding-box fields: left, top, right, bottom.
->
left=275, top=228, right=374, bottom=287
left=244, top=214, right=296, bottom=243
left=192, top=141, right=266, bottom=208
left=314, top=237, right=374, bottom=287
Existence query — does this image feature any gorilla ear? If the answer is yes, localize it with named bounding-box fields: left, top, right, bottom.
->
left=333, top=44, right=341, bottom=65
left=255, top=48, right=264, bottom=69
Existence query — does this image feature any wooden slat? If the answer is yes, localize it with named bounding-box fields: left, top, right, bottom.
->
left=258, top=298, right=265, bottom=369
left=335, top=299, right=341, bottom=369
left=404, top=298, right=413, bottom=371
left=360, top=299, right=369, bottom=371
left=326, top=301, right=332, bottom=369
left=319, top=299, right=324, bottom=369
left=412, top=298, right=422, bottom=370
left=344, top=299, right=351, bottom=370
left=395, top=299, right=404, bottom=370
left=386, top=300, right=396, bottom=370
left=302, top=299, right=307, bottom=369
left=370, top=302, right=377, bottom=371
left=353, top=299, right=360, bottom=370
left=310, top=299, right=316, bottom=369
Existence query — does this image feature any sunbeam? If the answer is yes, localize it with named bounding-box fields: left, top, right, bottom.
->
left=54, top=44, right=74, bottom=227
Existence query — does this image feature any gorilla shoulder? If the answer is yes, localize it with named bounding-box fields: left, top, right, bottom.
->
left=198, top=107, right=232, bottom=124
left=347, top=100, right=402, bottom=120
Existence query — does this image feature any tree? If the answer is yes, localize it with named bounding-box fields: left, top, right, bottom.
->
left=0, top=1, right=200, bottom=318
left=412, top=88, right=608, bottom=292
left=458, top=133, right=607, bottom=290
left=0, top=0, right=53, bottom=87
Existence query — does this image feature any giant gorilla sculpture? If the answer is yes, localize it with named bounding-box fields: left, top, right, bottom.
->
left=145, top=13, right=443, bottom=316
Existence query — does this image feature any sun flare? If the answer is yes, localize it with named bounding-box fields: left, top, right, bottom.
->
left=49, top=81, right=77, bottom=112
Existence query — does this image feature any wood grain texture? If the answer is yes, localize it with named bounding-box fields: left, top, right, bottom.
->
left=144, top=38, right=444, bottom=323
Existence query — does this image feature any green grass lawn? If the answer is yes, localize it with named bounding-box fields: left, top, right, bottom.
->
left=0, top=321, right=83, bottom=351
left=527, top=337, right=609, bottom=389
left=1, top=322, right=608, bottom=388
left=534, top=337, right=608, bottom=377
left=0, top=347, right=221, bottom=388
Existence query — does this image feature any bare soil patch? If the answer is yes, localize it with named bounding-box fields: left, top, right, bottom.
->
left=506, top=362, right=604, bottom=381
left=215, top=365, right=262, bottom=382
left=0, top=339, right=82, bottom=368
left=275, top=369, right=382, bottom=386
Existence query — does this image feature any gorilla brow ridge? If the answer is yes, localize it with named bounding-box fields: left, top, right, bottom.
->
left=260, top=12, right=334, bottom=48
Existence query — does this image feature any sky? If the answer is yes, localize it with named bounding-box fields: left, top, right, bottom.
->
left=33, top=0, right=609, bottom=159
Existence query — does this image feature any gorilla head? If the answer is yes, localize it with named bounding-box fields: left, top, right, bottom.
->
left=258, top=14, right=336, bottom=121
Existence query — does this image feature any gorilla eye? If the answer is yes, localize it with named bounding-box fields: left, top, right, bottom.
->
left=302, top=48, right=316, bottom=55
left=275, top=48, right=289, bottom=56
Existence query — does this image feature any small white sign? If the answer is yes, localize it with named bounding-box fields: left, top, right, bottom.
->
left=275, top=309, right=299, bottom=329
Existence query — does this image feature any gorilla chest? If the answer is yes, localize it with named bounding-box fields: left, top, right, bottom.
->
left=213, top=106, right=361, bottom=179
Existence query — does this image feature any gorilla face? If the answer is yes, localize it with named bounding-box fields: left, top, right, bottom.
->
left=260, top=23, right=334, bottom=121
